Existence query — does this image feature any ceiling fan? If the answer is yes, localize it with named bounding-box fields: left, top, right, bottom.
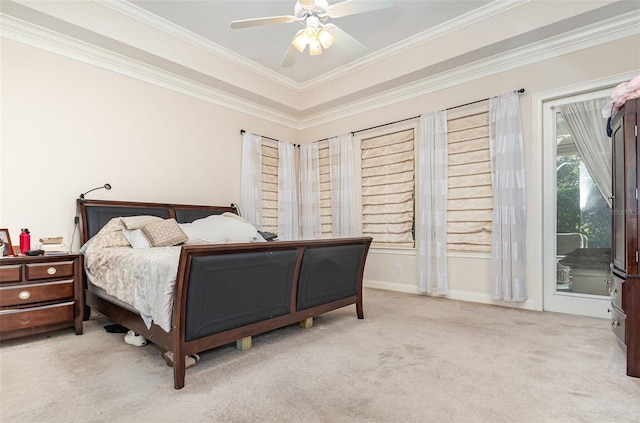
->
left=230, top=0, right=394, bottom=67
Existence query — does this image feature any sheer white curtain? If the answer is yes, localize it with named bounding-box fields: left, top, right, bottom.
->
left=416, top=111, right=448, bottom=295
left=240, top=132, right=262, bottom=229
left=489, top=91, right=526, bottom=302
left=277, top=141, right=299, bottom=240
left=558, top=98, right=611, bottom=207
left=329, top=134, right=357, bottom=237
left=299, top=143, right=322, bottom=239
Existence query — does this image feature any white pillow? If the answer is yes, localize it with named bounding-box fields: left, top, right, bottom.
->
left=179, top=213, right=260, bottom=244
left=122, top=229, right=152, bottom=249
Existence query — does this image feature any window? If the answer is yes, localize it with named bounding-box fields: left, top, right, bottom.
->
left=555, top=105, right=611, bottom=250
left=261, top=141, right=278, bottom=234
left=555, top=102, right=611, bottom=296
left=318, top=141, right=332, bottom=237
left=446, top=112, right=493, bottom=252
left=355, top=113, right=493, bottom=251
left=360, top=129, right=415, bottom=248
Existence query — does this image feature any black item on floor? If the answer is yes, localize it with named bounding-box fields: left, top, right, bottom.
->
left=103, top=324, right=129, bottom=333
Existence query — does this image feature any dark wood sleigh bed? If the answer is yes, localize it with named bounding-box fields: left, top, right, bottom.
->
left=77, top=199, right=372, bottom=389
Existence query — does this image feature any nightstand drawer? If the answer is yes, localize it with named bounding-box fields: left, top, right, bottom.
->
left=0, top=280, right=74, bottom=307
left=0, top=302, right=74, bottom=333
left=0, top=265, right=21, bottom=283
left=25, top=261, right=74, bottom=281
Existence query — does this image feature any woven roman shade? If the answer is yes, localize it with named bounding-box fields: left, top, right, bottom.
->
left=318, top=141, right=332, bottom=237
left=447, top=111, right=493, bottom=252
left=261, top=141, right=278, bottom=234
left=361, top=129, right=415, bottom=248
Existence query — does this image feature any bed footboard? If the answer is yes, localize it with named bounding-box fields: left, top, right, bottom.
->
left=297, top=243, right=369, bottom=318
left=183, top=249, right=300, bottom=341
left=169, top=237, right=372, bottom=389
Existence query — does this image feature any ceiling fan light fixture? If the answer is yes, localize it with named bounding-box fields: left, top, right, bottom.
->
left=317, top=28, right=334, bottom=49
left=232, top=0, right=389, bottom=67
left=304, top=25, right=317, bottom=41
left=292, top=29, right=307, bottom=52
left=309, top=40, right=322, bottom=56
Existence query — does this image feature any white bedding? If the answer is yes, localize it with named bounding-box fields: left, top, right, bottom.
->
left=83, top=214, right=264, bottom=332
left=85, top=245, right=180, bottom=332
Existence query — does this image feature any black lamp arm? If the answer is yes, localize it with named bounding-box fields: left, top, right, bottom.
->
left=79, top=183, right=111, bottom=199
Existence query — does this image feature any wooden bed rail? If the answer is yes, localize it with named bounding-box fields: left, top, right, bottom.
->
left=77, top=198, right=372, bottom=389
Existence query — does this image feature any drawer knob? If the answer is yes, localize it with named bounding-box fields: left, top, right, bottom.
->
left=18, top=290, right=31, bottom=300
left=47, top=267, right=57, bottom=275
left=20, top=315, right=30, bottom=324
left=612, top=320, right=619, bottom=327
left=609, top=288, right=617, bottom=295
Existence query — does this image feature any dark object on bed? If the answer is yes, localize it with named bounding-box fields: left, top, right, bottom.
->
left=77, top=199, right=372, bottom=389
left=258, top=230, right=278, bottom=241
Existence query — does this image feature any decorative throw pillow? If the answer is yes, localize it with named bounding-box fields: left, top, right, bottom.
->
left=122, top=229, right=151, bottom=249
left=88, top=217, right=130, bottom=250
left=120, top=215, right=163, bottom=230
left=141, top=219, right=188, bottom=247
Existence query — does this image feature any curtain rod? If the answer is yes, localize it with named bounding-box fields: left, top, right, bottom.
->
left=243, top=88, right=525, bottom=146
left=317, top=88, right=524, bottom=140
left=239, top=129, right=299, bottom=147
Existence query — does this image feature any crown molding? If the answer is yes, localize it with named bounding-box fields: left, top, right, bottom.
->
left=297, top=10, right=640, bottom=130
left=96, top=0, right=300, bottom=91
left=0, top=12, right=300, bottom=128
left=1, top=8, right=638, bottom=132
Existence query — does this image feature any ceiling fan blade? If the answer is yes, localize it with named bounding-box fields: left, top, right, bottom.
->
left=328, top=0, right=393, bottom=19
left=298, top=0, right=317, bottom=9
left=325, top=24, right=366, bottom=55
left=281, top=44, right=300, bottom=68
left=231, top=15, right=297, bottom=29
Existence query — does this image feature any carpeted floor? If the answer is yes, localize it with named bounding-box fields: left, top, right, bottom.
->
left=1, top=288, right=639, bottom=423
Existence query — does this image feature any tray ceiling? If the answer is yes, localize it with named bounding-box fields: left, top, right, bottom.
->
left=2, top=0, right=638, bottom=122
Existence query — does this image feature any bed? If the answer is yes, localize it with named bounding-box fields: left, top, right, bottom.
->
left=77, top=199, right=372, bottom=389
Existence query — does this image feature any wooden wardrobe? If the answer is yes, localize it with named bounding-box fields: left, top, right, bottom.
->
left=610, top=97, right=640, bottom=377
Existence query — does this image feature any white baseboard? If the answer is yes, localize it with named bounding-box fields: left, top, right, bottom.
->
left=364, top=279, right=421, bottom=294
left=364, top=279, right=537, bottom=311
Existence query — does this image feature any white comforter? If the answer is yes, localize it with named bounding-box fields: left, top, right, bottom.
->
left=83, top=213, right=264, bottom=332
left=85, top=246, right=180, bottom=332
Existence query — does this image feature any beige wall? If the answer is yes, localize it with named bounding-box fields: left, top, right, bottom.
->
left=2, top=33, right=639, bottom=310
left=300, top=34, right=640, bottom=309
left=0, top=38, right=297, bottom=250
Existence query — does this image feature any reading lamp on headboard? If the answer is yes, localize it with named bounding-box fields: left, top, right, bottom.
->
left=72, top=183, right=111, bottom=252
left=79, top=183, right=111, bottom=199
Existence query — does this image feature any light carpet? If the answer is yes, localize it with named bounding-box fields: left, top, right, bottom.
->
left=1, top=288, right=639, bottom=423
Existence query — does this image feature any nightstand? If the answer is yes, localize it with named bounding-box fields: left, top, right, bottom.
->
left=0, top=254, right=83, bottom=340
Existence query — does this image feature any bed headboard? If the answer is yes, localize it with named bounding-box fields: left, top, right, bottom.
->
left=77, top=199, right=238, bottom=244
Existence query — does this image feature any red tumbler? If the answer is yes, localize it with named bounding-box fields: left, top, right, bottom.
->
left=20, top=228, right=31, bottom=254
